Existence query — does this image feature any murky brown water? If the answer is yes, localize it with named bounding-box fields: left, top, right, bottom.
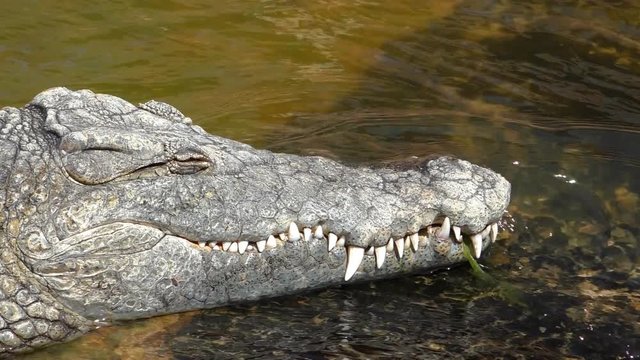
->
left=3, top=1, right=639, bottom=359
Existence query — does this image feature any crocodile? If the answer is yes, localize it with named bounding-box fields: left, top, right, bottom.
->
left=0, top=87, right=510, bottom=354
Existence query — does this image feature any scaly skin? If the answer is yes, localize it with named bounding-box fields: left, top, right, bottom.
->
left=0, top=88, right=510, bottom=354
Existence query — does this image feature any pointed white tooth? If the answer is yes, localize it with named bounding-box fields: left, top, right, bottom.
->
left=288, top=223, right=301, bottom=241
left=471, top=234, right=482, bottom=259
left=365, top=246, right=374, bottom=256
left=303, top=228, right=312, bottom=241
left=410, top=233, right=419, bottom=252
left=328, top=233, right=337, bottom=251
left=266, top=235, right=277, bottom=249
left=337, top=236, right=346, bottom=247
left=481, top=225, right=491, bottom=239
left=256, top=240, right=266, bottom=252
left=490, top=223, right=498, bottom=243
left=238, top=240, right=248, bottom=254
left=452, top=226, right=462, bottom=242
left=212, top=244, right=220, bottom=250
left=386, top=237, right=394, bottom=252
left=247, top=244, right=255, bottom=251
left=222, top=241, right=232, bottom=251
left=229, top=242, right=239, bottom=253
left=198, top=241, right=206, bottom=248
left=375, top=246, right=386, bottom=269
left=344, top=246, right=365, bottom=281
left=404, top=236, right=410, bottom=249
left=314, top=225, right=324, bottom=239
left=279, top=233, right=288, bottom=241
left=394, top=238, right=404, bottom=259
left=437, top=217, right=451, bottom=239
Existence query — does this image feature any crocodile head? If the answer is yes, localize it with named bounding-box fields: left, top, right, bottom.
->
left=0, top=88, right=510, bottom=327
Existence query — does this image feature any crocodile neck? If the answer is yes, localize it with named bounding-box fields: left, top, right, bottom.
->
left=0, top=108, right=91, bottom=354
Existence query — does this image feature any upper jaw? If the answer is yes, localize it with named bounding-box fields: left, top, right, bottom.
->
left=169, top=152, right=510, bottom=273
left=168, top=152, right=508, bottom=282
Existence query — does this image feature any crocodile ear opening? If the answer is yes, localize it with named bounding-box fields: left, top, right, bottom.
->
left=59, top=130, right=167, bottom=185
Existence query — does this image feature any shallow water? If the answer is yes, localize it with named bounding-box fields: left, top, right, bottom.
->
left=2, top=1, right=639, bottom=359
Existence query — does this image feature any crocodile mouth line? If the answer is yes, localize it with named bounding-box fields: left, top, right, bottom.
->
left=178, top=216, right=501, bottom=281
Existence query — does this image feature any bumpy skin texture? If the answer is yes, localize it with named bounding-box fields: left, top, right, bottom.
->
left=0, top=88, right=510, bottom=354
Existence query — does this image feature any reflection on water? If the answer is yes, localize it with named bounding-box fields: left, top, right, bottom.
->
left=3, top=0, right=639, bottom=359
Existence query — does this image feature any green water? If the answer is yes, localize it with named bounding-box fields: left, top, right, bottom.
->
left=3, top=1, right=639, bottom=359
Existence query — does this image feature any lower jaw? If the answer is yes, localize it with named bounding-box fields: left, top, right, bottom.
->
left=141, top=231, right=479, bottom=319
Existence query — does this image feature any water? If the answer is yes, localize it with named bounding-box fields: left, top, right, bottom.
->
left=3, top=1, right=639, bottom=358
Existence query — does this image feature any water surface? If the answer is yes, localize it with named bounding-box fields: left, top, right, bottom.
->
left=2, top=1, right=639, bottom=359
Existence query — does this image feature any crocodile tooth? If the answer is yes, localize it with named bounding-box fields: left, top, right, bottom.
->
left=247, top=244, right=255, bottom=251
left=419, top=235, right=428, bottom=247
left=394, top=238, right=404, bottom=259
left=386, top=237, right=394, bottom=252
left=481, top=225, right=491, bottom=239
left=266, top=235, right=277, bottom=249
left=375, top=246, right=386, bottom=269
left=229, top=242, right=239, bottom=253
left=222, top=242, right=232, bottom=251
left=328, top=233, right=338, bottom=251
left=238, top=240, right=248, bottom=254
left=211, top=243, right=221, bottom=250
left=471, top=234, right=482, bottom=258
left=452, top=226, right=462, bottom=242
left=365, top=246, right=374, bottom=256
left=404, top=236, right=410, bottom=249
left=303, top=228, right=312, bottom=241
left=198, top=241, right=206, bottom=248
left=337, top=236, right=346, bottom=247
left=256, top=240, right=266, bottom=252
left=288, top=223, right=301, bottom=241
left=410, top=233, right=419, bottom=252
left=314, top=225, right=324, bottom=239
left=437, top=217, right=451, bottom=239
left=279, top=233, right=288, bottom=241
left=490, top=223, right=498, bottom=243
left=345, top=246, right=365, bottom=281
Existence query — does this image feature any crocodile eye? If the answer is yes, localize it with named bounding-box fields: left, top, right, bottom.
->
left=58, top=130, right=212, bottom=184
